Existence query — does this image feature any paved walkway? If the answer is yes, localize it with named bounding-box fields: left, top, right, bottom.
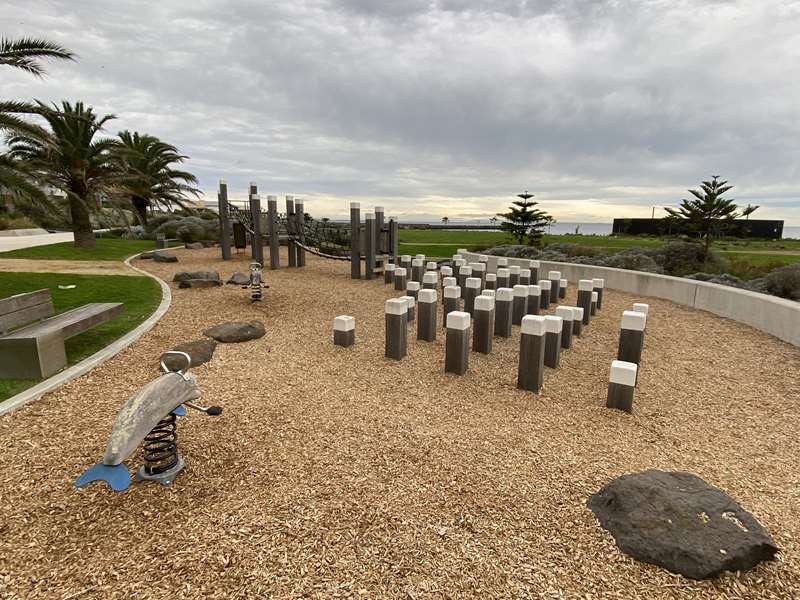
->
left=0, top=231, right=74, bottom=252
left=0, top=258, right=137, bottom=276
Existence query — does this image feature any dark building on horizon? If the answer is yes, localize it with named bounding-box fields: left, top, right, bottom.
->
left=612, top=218, right=784, bottom=239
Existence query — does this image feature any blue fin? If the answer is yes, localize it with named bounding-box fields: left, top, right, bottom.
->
left=173, top=405, right=186, bottom=417
left=75, top=463, right=131, bottom=492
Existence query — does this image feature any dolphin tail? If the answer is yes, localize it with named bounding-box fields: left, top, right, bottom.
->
left=75, top=463, right=131, bottom=492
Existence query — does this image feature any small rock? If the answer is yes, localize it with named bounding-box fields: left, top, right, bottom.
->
left=203, top=320, right=265, bottom=343
left=227, top=272, right=250, bottom=285
left=178, top=279, right=223, bottom=288
left=587, top=470, right=778, bottom=579
left=173, top=271, right=221, bottom=283
left=162, top=339, right=217, bottom=370
left=184, top=242, right=204, bottom=249
left=152, top=251, right=178, bottom=263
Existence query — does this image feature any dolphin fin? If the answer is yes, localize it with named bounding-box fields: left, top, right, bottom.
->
left=75, top=463, right=131, bottom=492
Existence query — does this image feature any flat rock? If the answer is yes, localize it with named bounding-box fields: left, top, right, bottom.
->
left=173, top=271, right=221, bottom=283
left=184, top=242, right=204, bottom=249
left=178, top=279, right=223, bottom=288
left=203, top=320, right=265, bottom=343
left=227, top=272, right=250, bottom=285
left=152, top=251, right=178, bottom=263
left=162, top=339, right=217, bottom=371
left=587, top=470, right=778, bottom=579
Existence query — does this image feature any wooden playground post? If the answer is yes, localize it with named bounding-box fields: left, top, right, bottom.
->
left=286, top=196, right=297, bottom=267
left=248, top=183, right=258, bottom=260
left=218, top=180, right=232, bottom=260
left=249, top=193, right=264, bottom=266
left=389, top=217, right=399, bottom=259
left=364, top=212, right=376, bottom=280
left=267, top=195, right=280, bottom=270
left=350, top=202, right=361, bottom=279
left=375, top=207, right=385, bottom=252
left=295, top=199, right=306, bottom=267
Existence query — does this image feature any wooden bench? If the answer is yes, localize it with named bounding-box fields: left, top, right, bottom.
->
left=0, top=289, right=123, bottom=379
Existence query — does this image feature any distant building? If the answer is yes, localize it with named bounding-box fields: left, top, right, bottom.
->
left=612, top=218, right=784, bottom=239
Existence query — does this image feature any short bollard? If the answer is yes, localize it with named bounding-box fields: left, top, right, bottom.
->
left=559, top=278, right=567, bottom=299
left=591, top=291, right=598, bottom=316
left=548, top=271, right=561, bottom=304
left=607, top=360, right=637, bottom=413
left=526, top=285, right=541, bottom=315
left=478, top=254, right=489, bottom=268
left=458, top=265, right=472, bottom=298
left=401, top=254, right=412, bottom=276
left=417, top=289, right=437, bottom=341
left=445, top=311, right=471, bottom=375
left=333, top=315, right=355, bottom=347
left=457, top=248, right=468, bottom=254
left=442, top=276, right=456, bottom=304
left=406, top=281, right=420, bottom=302
left=520, top=268, right=531, bottom=286
left=472, top=295, right=494, bottom=354
left=426, top=261, right=438, bottom=270
left=453, top=258, right=466, bottom=269
left=592, top=278, right=605, bottom=310
left=443, top=285, right=461, bottom=328
left=539, top=280, right=551, bottom=310
left=384, top=262, right=396, bottom=284
left=512, top=284, right=528, bottom=325
left=496, top=257, right=508, bottom=271
left=485, top=273, right=497, bottom=290
left=509, top=265, right=520, bottom=287
left=617, top=310, right=646, bottom=370
left=633, top=302, right=649, bottom=319
left=577, top=280, right=593, bottom=325
left=530, top=260, right=540, bottom=284
left=411, top=258, right=425, bottom=283
left=385, top=298, right=408, bottom=360
left=518, top=315, right=546, bottom=392
left=572, top=307, right=584, bottom=337
left=543, top=315, right=562, bottom=368
left=415, top=253, right=426, bottom=261
left=394, top=267, right=408, bottom=291
left=496, top=268, right=510, bottom=289
left=556, top=306, right=573, bottom=349
left=441, top=266, right=453, bottom=299
left=422, top=271, right=438, bottom=290
left=464, top=277, right=482, bottom=315
left=481, top=289, right=496, bottom=298
left=472, top=262, right=486, bottom=287
left=400, top=294, right=416, bottom=323
left=495, top=287, right=514, bottom=337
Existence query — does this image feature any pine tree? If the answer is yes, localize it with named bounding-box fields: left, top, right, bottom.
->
left=497, top=191, right=552, bottom=246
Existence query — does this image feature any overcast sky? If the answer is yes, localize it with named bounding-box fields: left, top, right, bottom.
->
left=3, top=0, right=800, bottom=224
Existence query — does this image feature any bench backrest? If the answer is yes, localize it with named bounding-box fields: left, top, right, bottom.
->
left=0, top=289, right=55, bottom=334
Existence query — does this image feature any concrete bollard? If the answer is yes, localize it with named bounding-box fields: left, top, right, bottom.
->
left=394, top=267, right=408, bottom=291
left=617, top=310, right=646, bottom=369
left=385, top=298, right=408, bottom=360
left=411, top=258, right=425, bottom=283
left=472, top=262, right=486, bottom=287
left=457, top=248, right=468, bottom=255
left=518, top=315, right=546, bottom=393
left=472, top=295, right=494, bottom=354
left=526, top=285, right=541, bottom=315
left=384, top=262, right=396, bottom=284
left=478, top=255, right=489, bottom=269
left=485, top=273, right=497, bottom=290
left=406, top=281, right=420, bottom=302
left=530, top=260, right=540, bottom=284
left=452, top=256, right=464, bottom=265
left=481, top=289, right=496, bottom=298
left=458, top=265, right=472, bottom=298
left=464, top=277, right=482, bottom=315
left=543, top=315, right=562, bottom=368
left=539, top=280, right=551, bottom=310
left=572, top=307, right=584, bottom=337
left=520, top=268, right=531, bottom=286
left=426, top=261, right=438, bottom=272
left=442, top=276, right=456, bottom=304
left=592, top=278, right=605, bottom=310
left=445, top=311, right=471, bottom=375
left=633, top=303, right=649, bottom=319
left=559, top=278, right=567, bottom=300
left=512, top=284, right=528, bottom=325
left=556, top=306, right=573, bottom=349
left=443, top=285, right=461, bottom=327
left=400, top=254, right=412, bottom=274
left=496, top=257, right=508, bottom=270
left=495, top=287, right=514, bottom=337
left=548, top=271, right=561, bottom=304
left=400, top=294, right=416, bottom=323
left=441, top=266, right=453, bottom=299
left=591, top=291, right=598, bottom=316
left=496, top=268, right=510, bottom=290
left=417, top=289, right=437, bottom=341
left=607, top=360, right=637, bottom=413
left=577, top=280, right=593, bottom=325
left=422, top=271, right=438, bottom=290
left=509, top=265, right=520, bottom=287
left=333, top=315, right=355, bottom=347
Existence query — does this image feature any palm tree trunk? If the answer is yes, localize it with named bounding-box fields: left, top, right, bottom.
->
left=69, top=194, right=96, bottom=248
left=132, top=196, right=149, bottom=226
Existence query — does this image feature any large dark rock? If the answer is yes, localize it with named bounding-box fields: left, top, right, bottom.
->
left=162, top=339, right=217, bottom=371
left=203, top=320, right=265, bottom=343
left=587, top=470, right=778, bottom=579
left=173, top=271, right=221, bottom=283
left=184, top=242, right=204, bottom=250
left=152, top=251, right=178, bottom=263
left=227, top=272, right=250, bottom=285
left=178, top=279, right=223, bottom=288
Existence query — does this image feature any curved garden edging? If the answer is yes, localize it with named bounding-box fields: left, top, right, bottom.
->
left=0, top=251, right=172, bottom=417
left=461, top=252, right=800, bottom=347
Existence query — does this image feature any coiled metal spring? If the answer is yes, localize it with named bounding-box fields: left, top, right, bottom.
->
left=142, top=413, right=179, bottom=475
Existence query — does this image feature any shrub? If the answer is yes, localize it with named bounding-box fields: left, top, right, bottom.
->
left=647, top=241, right=727, bottom=276
left=761, top=264, right=800, bottom=300
left=596, top=252, right=664, bottom=273
left=176, top=223, right=206, bottom=243
left=154, top=216, right=218, bottom=242
left=0, top=214, right=39, bottom=230
left=684, top=272, right=754, bottom=290
left=486, top=245, right=541, bottom=258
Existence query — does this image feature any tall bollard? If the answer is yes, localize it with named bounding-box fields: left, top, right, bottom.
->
left=406, top=281, right=420, bottom=302
left=400, top=295, right=416, bottom=323
left=422, top=271, right=438, bottom=290
left=559, top=278, right=567, bottom=300
left=526, top=285, right=541, bottom=315
left=384, top=262, right=395, bottom=284
left=458, top=265, right=472, bottom=298
left=417, top=289, right=437, bottom=341
left=394, top=267, right=408, bottom=291
left=617, top=310, right=646, bottom=370
left=464, top=277, right=482, bottom=315
left=592, top=278, right=605, bottom=310
left=520, top=268, right=531, bottom=286
left=512, top=284, right=528, bottom=325
left=509, top=265, right=520, bottom=287
left=548, top=271, right=561, bottom=304
left=411, top=258, right=425, bottom=283
left=518, top=315, right=546, bottom=392
left=496, top=268, right=510, bottom=290
left=495, top=287, right=514, bottom=337
left=539, top=280, right=551, bottom=310
left=350, top=202, right=360, bottom=278
left=543, top=315, right=562, bottom=368
left=485, top=273, right=497, bottom=290
left=530, top=260, right=540, bottom=284
left=591, top=291, right=598, bottom=316
left=577, top=280, right=593, bottom=325
left=445, top=311, right=471, bottom=375
left=556, top=306, right=573, bottom=349
left=333, top=315, right=355, bottom=347
left=472, top=295, right=494, bottom=354
left=443, top=285, right=461, bottom=328
left=607, top=360, right=637, bottom=413
left=572, top=307, right=584, bottom=337
left=384, top=298, right=407, bottom=360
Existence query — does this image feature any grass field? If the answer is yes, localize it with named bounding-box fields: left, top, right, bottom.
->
left=0, top=272, right=162, bottom=402
left=0, top=238, right=158, bottom=261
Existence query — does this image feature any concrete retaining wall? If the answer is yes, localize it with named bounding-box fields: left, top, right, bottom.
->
left=463, top=253, right=800, bottom=347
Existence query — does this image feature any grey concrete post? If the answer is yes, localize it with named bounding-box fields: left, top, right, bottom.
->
left=400, top=294, right=415, bottom=323
left=556, top=306, right=573, bottom=349
left=406, top=281, right=420, bottom=302
left=267, top=195, right=279, bottom=270
left=441, top=275, right=455, bottom=304
left=286, top=195, right=298, bottom=267
left=548, top=271, right=561, bottom=304
left=485, top=273, right=497, bottom=290
left=249, top=194, right=264, bottom=266
left=509, top=265, right=520, bottom=287
left=577, top=280, right=593, bottom=325
left=496, top=268, right=510, bottom=290
left=512, top=284, right=528, bottom=325
left=472, top=295, right=494, bottom=354
left=218, top=180, right=232, bottom=260
left=411, top=258, right=425, bottom=283
left=495, top=287, right=513, bottom=337
left=520, top=268, right=531, bottom=286
left=385, top=298, right=407, bottom=360
left=350, top=202, right=361, bottom=278
left=591, top=291, right=598, bottom=316
left=617, top=310, right=646, bottom=367
left=333, top=315, right=355, bottom=347
left=543, top=315, right=562, bottom=368
left=375, top=206, right=384, bottom=253
left=529, top=260, right=540, bottom=285
left=364, top=212, right=375, bottom=279
left=559, top=278, right=567, bottom=300
left=572, top=307, right=584, bottom=337
left=496, top=257, right=508, bottom=273
left=526, top=285, right=541, bottom=315
left=384, top=262, right=395, bottom=284
left=607, top=360, right=637, bottom=413
left=394, top=267, right=408, bottom=291
left=472, top=262, right=486, bottom=288
left=592, top=278, right=605, bottom=310
left=518, top=315, right=546, bottom=393
left=248, top=183, right=258, bottom=260
left=445, top=311, right=471, bottom=375
left=539, top=280, right=551, bottom=310
left=457, top=265, right=472, bottom=298
left=464, top=277, right=481, bottom=316
left=417, top=289, right=437, bottom=341
left=295, top=199, right=306, bottom=267
left=443, top=285, right=461, bottom=328
left=422, top=271, right=438, bottom=290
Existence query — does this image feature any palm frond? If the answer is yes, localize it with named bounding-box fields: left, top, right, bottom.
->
left=0, top=37, right=75, bottom=77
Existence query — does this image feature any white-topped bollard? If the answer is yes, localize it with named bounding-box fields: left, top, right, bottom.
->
left=333, top=315, right=355, bottom=347
left=607, top=360, right=637, bottom=413
left=472, top=261, right=486, bottom=287
left=457, top=248, right=468, bottom=255
left=495, top=287, right=513, bottom=337
left=518, top=315, right=547, bottom=392
left=617, top=310, right=646, bottom=373
left=417, top=289, right=437, bottom=341
left=559, top=278, right=567, bottom=300
left=384, top=262, right=396, bottom=284
left=556, top=306, right=573, bottom=349
left=577, top=280, right=593, bottom=325
left=526, top=285, right=541, bottom=315
left=539, top=280, right=551, bottom=310
left=442, top=276, right=456, bottom=305
left=592, top=278, right=605, bottom=310
left=426, top=261, right=438, bottom=272
left=481, top=289, right=496, bottom=298
left=633, top=302, right=649, bottom=343
left=441, top=266, right=453, bottom=299
left=445, top=311, right=471, bottom=375
left=415, top=253, right=426, bottom=261
left=422, top=271, right=438, bottom=290
left=400, top=294, right=416, bottom=323
left=572, top=306, right=584, bottom=337
left=411, top=258, right=425, bottom=283
left=548, top=271, right=561, bottom=304
left=543, top=315, right=562, bottom=368
left=406, top=280, right=420, bottom=302
left=485, top=272, right=497, bottom=290
left=496, top=257, right=508, bottom=271
left=509, top=265, right=521, bottom=287
left=472, top=295, right=494, bottom=354
left=384, top=298, right=407, bottom=360
left=443, top=285, right=461, bottom=327
left=529, top=260, right=540, bottom=284
left=520, top=268, right=531, bottom=286
left=591, top=291, right=598, bottom=316
left=394, top=267, right=408, bottom=291
left=478, top=255, right=489, bottom=268
left=512, top=284, right=528, bottom=325
left=400, top=254, right=412, bottom=277
left=464, top=277, right=482, bottom=315
left=496, top=268, right=510, bottom=289
left=458, top=265, right=472, bottom=298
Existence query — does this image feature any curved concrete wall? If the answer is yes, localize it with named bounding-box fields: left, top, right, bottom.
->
left=462, top=252, right=800, bottom=347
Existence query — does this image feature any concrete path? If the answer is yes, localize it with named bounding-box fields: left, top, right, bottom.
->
left=0, top=258, right=137, bottom=276
left=0, top=231, right=74, bottom=252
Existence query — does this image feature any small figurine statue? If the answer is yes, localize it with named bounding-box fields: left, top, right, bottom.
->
left=243, top=261, right=267, bottom=301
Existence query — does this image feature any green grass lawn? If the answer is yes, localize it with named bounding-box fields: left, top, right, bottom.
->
left=0, top=238, right=158, bottom=261
left=0, top=272, right=162, bottom=402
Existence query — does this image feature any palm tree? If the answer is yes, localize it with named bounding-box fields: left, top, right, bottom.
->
left=0, top=37, right=74, bottom=76
left=6, top=101, right=118, bottom=247
left=441, top=216, right=449, bottom=225
left=111, top=131, right=199, bottom=225
left=741, top=204, right=760, bottom=220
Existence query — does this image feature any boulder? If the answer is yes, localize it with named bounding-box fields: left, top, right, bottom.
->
left=162, top=339, right=217, bottom=371
left=203, top=320, right=265, bottom=343
left=152, top=251, right=178, bottom=263
left=173, top=271, right=221, bottom=283
left=587, top=470, right=778, bottom=579
left=227, top=272, right=250, bottom=285
left=178, top=279, right=223, bottom=288
left=139, top=251, right=155, bottom=260
left=184, top=242, right=204, bottom=250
